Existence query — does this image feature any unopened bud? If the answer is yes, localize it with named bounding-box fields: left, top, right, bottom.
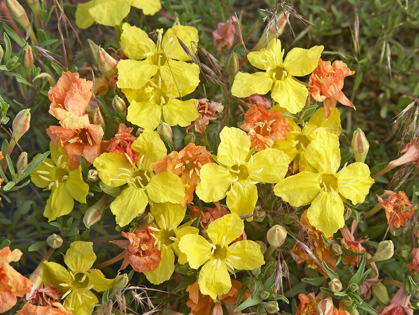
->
left=245, top=276, right=255, bottom=291
left=88, top=39, right=100, bottom=64
left=227, top=53, right=239, bottom=76
left=251, top=267, right=261, bottom=277
left=83, top=195, right=108, bottom=228
left=92, top=107, right=106, bottom=129
left=184, top=132, right=196, bottom=145
left=317, top=296, right=334, bottom=315
left=264, top=301, right=279, bottom=314
left=254, top=208, right=266, bottom=222
left=332, top=243, right=342, bottom=255
left=328, top=278, right=343, bottom=292
left=110, top=273, right=129, bottom=295
left=22, top=45, right=34, bottom=70
left=351, top=128, right=369, bottom=163
left=97, top=47, right=117, bottom=79
left=46, top=234, right=63, bottom=249
left=0, top=45, right=3, bottom=64
left=99, top=182, right=121, bottom=197
left=7, top=56, right=19, bottom=68
left=157, top=122, right=174, bottom=146
left=253, top=32, right=277, bottom=53
left=139, top=212, right=154, bottom=226
left=267, top=224, right=287, bottom=247
left=341, top=297, right=352, bottom=307
left=12, top=109, right=31, bottom=141
left=348, top=283, right=359, bottom=292
left=88, top=169, right=100, bottom=183
left=112, top=96, right=127, bottom=117
left=260, top=290, right=270, bottom=300
left=16, top=152, right=28, bottom=175
left=370, top=240, right=394, bottom=263
left=6, top=0, right=31, bottom=29
left=372, top=282, right=389, bottom=305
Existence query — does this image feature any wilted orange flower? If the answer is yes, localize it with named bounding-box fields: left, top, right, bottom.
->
left=112, top=226, right=161, bottom=273
left=296, top=293, right=318, bottom=315
left=212, top=17, right=239, bottom=53
left=377, top=191, right=416, bottom=230
left=0, top=247, right=33, bottom=313
left=408, top=248, right=419, bottom=274
left=308, top=59, right=355, bottom=118
left=189, top=201, right=230, bottom=229
left=291, top=212, right=336, bottom=277
left=48, top=71, right=92, bottom=129
left=187, top=99, right=224, bottom=133
left=186, top=279, right=251, bottom=315
left=332, top=304, right=350, bottom=315
left=152, top=143, right=212, bottom=205
left=47, top=124, right=104, bottom=170
left=241, top=104, right=290, bottom=151
left=243, top=94, right=271, bottom=109
left=107, top=124, right=138, bottom=164
left=377, top=288, right=414, bottom=315
left=340, top=224, right=366, bottom=267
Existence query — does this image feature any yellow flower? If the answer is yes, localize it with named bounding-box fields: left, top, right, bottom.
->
left=43, top=241, right=115, bottom=315
left=93, top=130, right=185, bottom=227
left=273, top=106, right=341, bottom=172
left=231, top=38, right=323, bottom=114
left=117, top=24, right=200, bottom=93
left=144, top=203, right=198, bottom=284
left=274, top=129, right=374, bottom=237
left=76, top=0, right=161, bottom=29
left=196, top=127, right=290, bottom=219
left=30, top=143, right=89, bottom=221
left=179, top=213, right=264, bottom=300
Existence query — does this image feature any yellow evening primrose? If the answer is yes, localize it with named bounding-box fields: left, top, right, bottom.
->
left=196, top=127, right=291, bottom=219
left=144, top=202, right=198, bottom=284
left=273, top=106, right=341, bottom=172
left=30, top=142, right=89, bottom=221
left=274, top=129, right=374, bottom=237
left=43, top=241, right=115, bottom=315
left=122, top=76, right=199, bottom=130
left=231, top=38, right=324, bottom=114
left=93, top=130, right=185, bottom=227
left=117, top=23, right=200, bottom=93
left=179, top=213, right=265, bottom=299
left=75, top=0, right=161, bottom=29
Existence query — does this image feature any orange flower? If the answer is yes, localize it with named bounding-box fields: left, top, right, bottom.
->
left=0, top=247, right=32, bottom=313
left=47, top=123, right=104, bottom=170
left=308, top=59, right=355, bottom=118
left=241, top=104, right=290, bottom=151
left=107, top=124, right=138, bottom=164
left=190, top=202, right=230, bottom=229
left=377, top=191, right=416, bottom=230
left=243, top=94, right=271, bottom=109
left=340, top=225, right=366, bottom=267
left=187, top=99, right=224, bottom=134
left=152, top=143, right=212, bottom=205
left=331, top=304, right=350, bottom=315
left=296, top=293, right=318, bottom=315
left=212, top=17, right=239, bottom=53
left=408, top=248, right=419, bottom=274
left=112, top=226, right=161, bottom=273
left=377, top=288, right=414, bottom=315
left=48, top=71, right=92, bottom=129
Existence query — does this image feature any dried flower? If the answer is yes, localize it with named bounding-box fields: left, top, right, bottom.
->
left=187, top=99, right=224, bottom=133
left=408, top=248, right=419, bottom=274
left=212, top=17, right=240, bottom=53
left=377, top=288, right=414, bottom=315
left=377, top=191, right=416, bottom=230
left=107, top=124, right=138, bottom=164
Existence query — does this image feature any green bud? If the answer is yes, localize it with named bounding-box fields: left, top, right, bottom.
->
left=264, top=301, right=279, bottom=314
left=6, top=0, right=31, bottom=29
left=369, top=240, right=394, bottom=263
left=260, top=290, right=270, bottom=300
left=99, top=182, right=121, bottom=197
left=227, top=53, right=239, bottom=76
left=0, top=45, right=4, bottom=64
left=112, top=96, right=127, bottom=117
left=251, top=267, right=261, bottom=277
left=184, top=132, right=196, bottom=145
left=348, top=283, right=359, bottom=292
left=266, top=225, right=287, bottom=247
left=255, top=241, right=267, bottom=254
left=97, top=47, right=117, bottom=79
left=372, top=282, right=389, bottom=305
left=332, top=243, right=342, bottom=255
left=22, top=45, right=34, bottom=70
left=92, top=107, right=106, bottom=130
left=87, top=169, right=100, bottom=183
left=157, top=122, right=174, bottom=147
left=16, top=152, right=28, bottom=175
left=83, top=195, right=108, bottom=228
left=110, top=273, right=129, bottom=295
left=46, top=234, right=63, bottom=249
left=254, top=208, right=266, bottom=222
left=317, top=296, right=334, bottom=315
left=12, top=109, right=31, bottom=141
left=351, top=128, right=369, bottom=163
left=328, top=278, right=343, bottom=292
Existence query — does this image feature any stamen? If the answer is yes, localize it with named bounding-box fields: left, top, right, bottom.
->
left=221, top=236, right=226, bottom=248
left=36, top=170, right=51, bottom=175
left=39, top=175, right=52, bottom=182
left=216, top=259, right=222, bottom=270
left=160, top=214, right=167, bottom=230
left=227, top=255, right=241, bottom=260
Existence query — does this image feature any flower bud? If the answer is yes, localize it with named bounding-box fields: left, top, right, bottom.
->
left=348, top=283, right=359, bottom=292
left=370, top=240, right=394, bottom=263
left=254, top=208, right=266, bottom=222
left=264, top=301, right=279, bottom=314
left=92, top=107, right=106, bottom=130
left=0, top=45, right=4, bottom=64
left=266, top=225, right=287, bottom=247
left=110, top=273, right=129, bottom=295
left=351, top=128, right=369, bottom=163
left=99, top=182, right=121, bottom=197
left=227, top=53, right=239, bottom=76
left=184, top=132, right=196, bottom=145
left=317, top=296, right=334, bottom=315
left=371, top=282, right=389, bottom=305
left=16, top=152, right=28, bottom=175
left=332, top=243, right=342, bottom=255
left=22, top=45, right=34, bottom=70
left=12, top=109, right=31, bottom=141
left=138, top=212, right=154, bottom=226
left=88, top=39, right=100, bottom=63
left=245, top=276, right=255, bottom=291
left=251, top=267, right=261, bottom=277
left=6, top=0, right=31, bottom=29
left=46, top=234, right=63, bottom=249
left=157, top=122, right=174, bottom=146
left=83, top=195, right=108, bottom=228
left=260, top=290, right=270, bottom=300
left=328, top=278, right=343, bottom=292
left=88, top=169, right=100, bottom=183
left=6, top=56, right=19, bottom=68
left=97, top=47, right=117, bottom=79
left=112, top=96, right=127, bottom=116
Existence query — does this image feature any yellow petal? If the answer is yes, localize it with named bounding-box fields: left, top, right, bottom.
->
left=162, top=25, right=199, bottom=61
left=42, top=261, right=70, bottom=294
left=284, top=45, right=324, bottom=76
left=162, top=99, right=199, bottom=127
left=111, top=186, right=148, bottom=227
left=178, top=234, right=212, bottom=269
left=338, top=163, right=374, bottom=205
left=75, top=1, right=95, bottom=29
left=64, top=289, right=98, bottom=315
left=120, top=23, right=156, bottom=60
left=50, top=142, right=67, bottom=165
left=160, top=60, right=200, bottom=96
left=131, top=0, right=161, bottom=15
left=248, top=148, right=290, bottom=183
left=44, top=184, right=74, bottom=222
left=144, top=247, right=175, bottom=284
left=121, top=88, right=149, bottom=103
left=173, top=226, right=199, bottom=264
left=127, top=100, right=162, bottom=130
left=207, top=213, right=243, bottom=245
left=64, top=241, right=96, bottom=273
left=271, top=77, right=308, bottom=114
left=88, top=269, right=115, bottom=292
left=227, top=240, right=264, bottom=270
left=304, top=107, right=342, bottom=138
left=226, top=182, right=258, bottom=218
left=231, top=72, right=273, bottom=98
left=248, top=38, right=283, bottom=70
left=195, top=163, right=231, bottom=202
left=66, top=168, right=89, bottom=203
left=146, top=172, right=185, bottom=204
left=150, top=202, right=186, bottom=231
left=131, top=130, right=166, bottom=169
left=88, top=0, right=131, bottom=26
left=30, top=157, right=55, bottom=188
left=117, top=60, right=158, bottom=90
left=307, top=190, right=345, bottom=237
left=93, top=152, right=132, bottom=187
left=198, top=260, right=231, bottom=300
left=217, top=127, right=250, bottom=167
left=274, top=171, right=321, bottom=207
left=305, top=128, right=340, bottom=174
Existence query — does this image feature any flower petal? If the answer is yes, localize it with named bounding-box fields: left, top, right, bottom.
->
left=338, top=163, right=374, bottom=205
left=304, top=107, right=342, bottom=138
left=226, top=182, right=258, bottom=218
left=75, top=0, right=95, bottom=29
left=117, top=60, right=158, bottom=90
left=144, top=247, right=175, bottom=285
left=231, top=72, right=273, bottom=98
left=162, top=99, right=199, bottom=127
left=30, top=157, right=55, bottom=188
left=64, top=241, right=96, bottom=273
left=173, top=226, right=199, bottom=264
left=120, top=23, right=156, bottom=60
left=88, top=0, right=131, bottom=26
left=162, top=25, right=199, bottom=61
left=284, top=46, right=324, bottom=77
left=111, top=186, right=148, bottom=227
left=178, top=234, right=212, bottom=269
left=88, top=269, right=115, bottom=292
left=127, top=100, right=162, bottom=130
left=131, top=0, right=161, bottom=15
left=42, top=261, right=71, bottom=294
left=131, top=130, right=166, bottom=169
left=160, top=60, right=200, bottom=96
left=199, top=260, right=231, bottom=300
left=195, top=163, right=231, bottom=202
left=248, top=38, right=283, bottom=69
left=271, top=78, right=308, bottom=114
left=217, top=127, right=250, bottom=167
left=150, top=202, right=186, bottom=231
left=146, top=172, right=185, bottom=204
left=305, top=128, right=340, bottom=174
left=66, top=168, right=89, bottom=203
left=227, top=240, right=264, bottom=270
left=44, top=184, right=74, bottom=222
left=93, top=152, right=132, bottom=187
left=64, top=289, right=98, bottom=315
left=248, top=148, right=290, bottom=183
left=207, top=213, right=243, bottom=245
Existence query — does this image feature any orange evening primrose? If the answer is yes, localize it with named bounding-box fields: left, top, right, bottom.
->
left=241, top=103, right=290, bottom=151
left=296, top=293, right=318, bottom=315
left=93, top=130, right=185, bottom=227
left=187, top=99, right=224, bottom=134
left=107, top=123, right=138, bottom=164
left=340, top=225, right=366, bottom=267
left=377, top=191, right=416, bottom=230
left=196, top=127, right=290, bottom=218
left=152, top=143, right=212, bottom=205
left=408, top=248, right=419, bottom=274
left=308, top=59, right=355, bottom=118
left=179, top=213, right=264, bottom=300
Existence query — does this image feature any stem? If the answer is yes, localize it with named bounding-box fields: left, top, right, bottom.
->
left=363, top=203, right=383, bottom=218
left=264, top=245, right=278, bottom=260
left=94, top=251, right=125, bottom=269
left=381, top=279, right=405, bottom=289
left=114, top=25, right=122, bottom=49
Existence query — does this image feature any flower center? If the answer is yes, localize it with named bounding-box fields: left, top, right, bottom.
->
left=229, top=164, right=249, bottom=181
left=269, top=66, right=288, bottom=81
left=70, top=272, right=89, bottom=289
left=320, top=174, right=338, bottom=192
left=55, top=168, right=69, bottom=183
left=213, top=245, right=228, bottom=260
left=149, top=52, right=168, bottom=66
left=159, top=229, right=177, bottom=247
left=295, top=134, right=310, bottom=151
left=131, top=170, right=152, bottom=188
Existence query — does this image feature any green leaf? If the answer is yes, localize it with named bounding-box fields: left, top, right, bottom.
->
left=17, top=151, right=50, bottom=183
left=28, top=241, right=48, bottom=252
left=5, top=154, right=16, bottom=181
left=3, top=33, right=12, bottom=63
left=300, top=105, right=318, bottom=121
left=322, top=261, right=339, bottom=280
left=358, top=301, right=379, bottom=315
left=234, top=293, right=263, bottom=312
left=3, top=23, right=25, bottom=47
left=0, top=95, right=10, bottom=124
left=349, top=255, right=366, bottom=285
left=0, top=239, right=11, bottom=249
left=302, top=276, right=326, bottom=286
left=3, top=181, right=16, bottom=191
left=51, top=62, right=63, bottom=75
